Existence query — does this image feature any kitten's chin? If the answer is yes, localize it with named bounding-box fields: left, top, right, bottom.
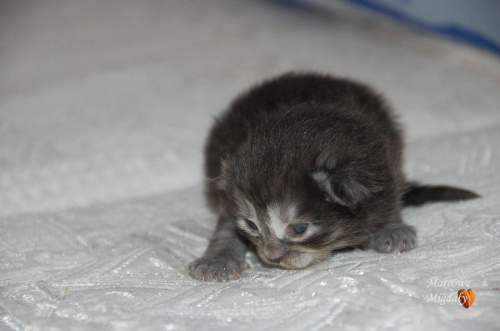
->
left=260, top=251, right=322, bottom=270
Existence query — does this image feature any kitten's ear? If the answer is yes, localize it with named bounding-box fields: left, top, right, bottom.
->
left=216, top=177, right=228, bottom=190
left=311, top=168, right=370, bottom=212
left=216, top=158, right=230, bottom=190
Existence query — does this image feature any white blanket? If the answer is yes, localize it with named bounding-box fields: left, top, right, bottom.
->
left=1, top=0, right=499, bottom=329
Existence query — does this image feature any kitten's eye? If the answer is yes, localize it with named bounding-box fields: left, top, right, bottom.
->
left=292, top=223, right=308, bottom=234
left=245, top=219, right=258, bottom=230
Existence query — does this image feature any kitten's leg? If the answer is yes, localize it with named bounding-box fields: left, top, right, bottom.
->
left=370, top=221, right=417, bottom=253
left=188, top=215, right=249, bottom=281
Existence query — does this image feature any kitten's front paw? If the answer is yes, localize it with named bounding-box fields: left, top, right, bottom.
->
left=371, top=224, right=417, bottom=253
left=187, top=256, right=249, bottom=281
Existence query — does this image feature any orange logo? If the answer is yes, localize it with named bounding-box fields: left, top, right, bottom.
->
left=458, top=289, right=475, bottom=309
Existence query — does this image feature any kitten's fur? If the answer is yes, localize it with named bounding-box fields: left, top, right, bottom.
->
left=188, top=72, right=479, bottom=281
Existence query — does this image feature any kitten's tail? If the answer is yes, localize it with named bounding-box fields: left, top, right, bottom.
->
left=402, top=182, right=480, bottom=207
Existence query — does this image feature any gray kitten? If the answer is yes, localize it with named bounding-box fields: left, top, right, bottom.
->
left=188, top=72, right=479, bottom=281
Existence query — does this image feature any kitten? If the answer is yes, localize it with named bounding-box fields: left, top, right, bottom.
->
left=188, top=72, right=479, bottom=281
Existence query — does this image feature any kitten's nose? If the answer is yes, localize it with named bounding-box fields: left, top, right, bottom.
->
left=267, top=256, right=282, bottom=263
left=264, top=246, right=285, bottom=263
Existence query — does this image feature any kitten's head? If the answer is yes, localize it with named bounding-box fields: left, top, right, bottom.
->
left=216, top=151, right=373, bottom=269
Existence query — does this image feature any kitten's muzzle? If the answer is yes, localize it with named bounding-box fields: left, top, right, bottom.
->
left=263, top=245, right=286, bottom=263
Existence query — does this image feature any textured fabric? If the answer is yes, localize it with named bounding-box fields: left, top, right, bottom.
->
left=1, top=0, right=499, bottom=330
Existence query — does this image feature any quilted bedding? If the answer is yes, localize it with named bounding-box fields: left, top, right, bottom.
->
left=1, top=0, right=499, bottom=329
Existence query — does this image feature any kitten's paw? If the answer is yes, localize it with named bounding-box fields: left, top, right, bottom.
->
left=187, top=256, right=249, bottom=281
left=371, top=224, right=417, bottom=253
